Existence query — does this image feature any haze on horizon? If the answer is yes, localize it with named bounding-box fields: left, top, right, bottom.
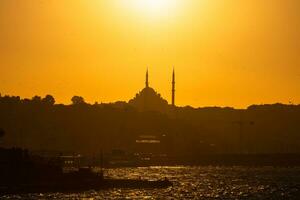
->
left=0, top=0, right=299, bottom=108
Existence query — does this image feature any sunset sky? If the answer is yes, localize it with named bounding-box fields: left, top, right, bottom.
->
left=0, top=0, right=299, bottom=108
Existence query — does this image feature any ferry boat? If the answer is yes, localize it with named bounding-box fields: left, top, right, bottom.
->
left=0, top=148, right=172, bottom=194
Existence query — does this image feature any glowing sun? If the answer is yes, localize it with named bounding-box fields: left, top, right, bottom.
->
left=128, top=0, right=178, bottom=18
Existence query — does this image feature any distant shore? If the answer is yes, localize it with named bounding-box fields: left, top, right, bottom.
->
left=105, top=154, right=300, bottom=168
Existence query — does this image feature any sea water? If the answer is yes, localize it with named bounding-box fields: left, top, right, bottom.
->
left=1, top=166, right=300, bottom=199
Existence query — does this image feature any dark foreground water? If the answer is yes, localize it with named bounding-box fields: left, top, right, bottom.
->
left=1, top=166, right=300, bottom=199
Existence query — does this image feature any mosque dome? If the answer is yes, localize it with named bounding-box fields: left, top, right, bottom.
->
left=128, top=69, right=175, bottom=112
left=129, top=86, right=168, bottom=112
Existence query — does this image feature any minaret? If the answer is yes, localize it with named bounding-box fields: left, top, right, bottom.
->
left=172, top=68, right=175, bottom=106
left=146, top=68, right=149, bottom=88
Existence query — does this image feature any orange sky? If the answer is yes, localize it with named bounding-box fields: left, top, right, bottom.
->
left=0, top=0, right=299, bottom=108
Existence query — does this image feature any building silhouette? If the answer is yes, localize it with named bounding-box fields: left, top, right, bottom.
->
left=129, top=69, right=175, bottom=112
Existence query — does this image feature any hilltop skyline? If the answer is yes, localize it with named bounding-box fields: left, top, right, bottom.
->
left=1, top=0, right=300, bottom=108
left=1, top=67, right=299, bottom=109
left=0, top=65, right=299, bottom=109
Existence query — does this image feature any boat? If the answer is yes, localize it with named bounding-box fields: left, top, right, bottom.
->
left=0, top=148, right=172, bottom=194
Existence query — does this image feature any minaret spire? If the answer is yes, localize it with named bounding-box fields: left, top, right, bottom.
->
left=172, top=67, right=175, bottom=106
left=146, top=68, right=149, bottom=88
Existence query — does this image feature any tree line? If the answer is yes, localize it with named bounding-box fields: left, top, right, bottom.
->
left=0, top=93, right=300, bottom=155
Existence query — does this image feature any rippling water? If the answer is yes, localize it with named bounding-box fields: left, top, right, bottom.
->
left=1, top=166, right=300, bottom=199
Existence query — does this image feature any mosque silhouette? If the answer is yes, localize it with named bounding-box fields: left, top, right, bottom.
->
left=129, top=69, right=175, bottom=112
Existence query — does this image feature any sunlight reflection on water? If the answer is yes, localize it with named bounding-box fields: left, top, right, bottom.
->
left=1, top=166, right=300, bottom=199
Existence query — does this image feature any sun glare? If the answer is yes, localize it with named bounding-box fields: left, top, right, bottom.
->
left=136, top=0, right=170, bottom=11
left=127, top=0, right=178, bottom=18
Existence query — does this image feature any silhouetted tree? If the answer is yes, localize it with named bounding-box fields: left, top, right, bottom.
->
left=42, top=95, right=55, bottom=105
left=32, top=95, right=42, bottom=103
left=71, top=96, right=85, bottom=105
